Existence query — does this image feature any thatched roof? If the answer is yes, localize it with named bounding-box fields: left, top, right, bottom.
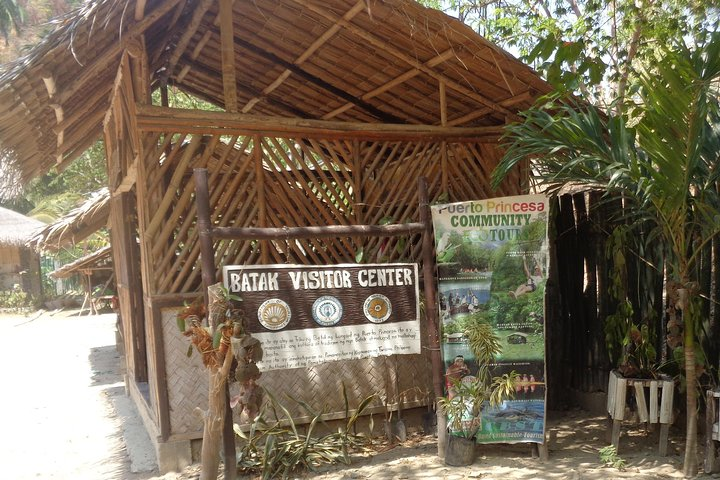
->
left=0, top=0, right=550, bottom=194
left=49, top=245, right=113, bottom=279
left=28, top=188, right=110, bottom=252
left=0, top=206, right=45, bottom=247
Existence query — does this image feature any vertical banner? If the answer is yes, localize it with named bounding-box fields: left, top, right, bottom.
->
left=431, top=195, right=549, bottom=444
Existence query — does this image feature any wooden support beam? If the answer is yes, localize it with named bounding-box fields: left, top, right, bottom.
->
left=439, top=80, right=447, bottom=127
left=163, top=0, right=214, bottom=85
left=241, top=0, right=366, bottom=114
left=234, top=37, right=403, bottom=123
left=42, top=74, right=65, bottom=163
left=113, top=156, right=139, bottom=196
left=176, top=0, right=235, bottom=83
left=294, top=0, right=518, bottom=120
left=219, top=0, right=237, bottom=112
left=135, top=0, right=147, bottom=21
left=447, top=91, right=533, bottom=126
left=176, top=58, right=311, bottom=117
left=136, top=105, right=504, bottom=142
left=322, top=48, right=455, bottom=120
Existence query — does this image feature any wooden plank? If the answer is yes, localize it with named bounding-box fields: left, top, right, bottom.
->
left=659, top=424, right=670, bottom=456
left=613, top=376, right=626, bottom=420
left=634, top=383, right=648, bottom=423
left=611, top=419, right=622, bottom=450
left=705, top=389, right=718, bottom=473
left=649, top=380, right=659, bottom=423
left=659, top=380, right=673, bottom=424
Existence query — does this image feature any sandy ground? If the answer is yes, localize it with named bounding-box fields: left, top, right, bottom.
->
left=2, top=308, right=718, bottom=480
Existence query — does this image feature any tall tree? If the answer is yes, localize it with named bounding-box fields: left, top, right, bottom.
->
left=491, top=32, right=720, bottom=476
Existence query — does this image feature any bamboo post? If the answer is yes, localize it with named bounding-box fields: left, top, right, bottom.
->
left=193, top=169, right=216, bottom=303
left=254, top=136, right=268, bottom=263
left=418, top=177, right=445, bottom=456
left=219, top=0, right=237, bottom=112
left=193, top=168, right=237, bottom=480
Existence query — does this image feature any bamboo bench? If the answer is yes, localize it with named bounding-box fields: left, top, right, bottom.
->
left=606, top=370, right=674, bottom=455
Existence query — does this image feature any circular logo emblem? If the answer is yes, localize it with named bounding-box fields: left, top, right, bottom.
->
left=257, top=299, right=291, bottom=330
left=363, top=294, right=392, bottom=323
left=312, top=296, right=343, bottom=326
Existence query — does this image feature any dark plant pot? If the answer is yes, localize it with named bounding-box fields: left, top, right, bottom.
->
left=445, top=434, right=477, bottom=466
left=422, top=411, right=437, bottom=436
left=385, top=419, right=408, bottom=443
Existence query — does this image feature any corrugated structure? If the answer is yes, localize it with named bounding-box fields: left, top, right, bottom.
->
left=0, top=0, right=552, bottom=470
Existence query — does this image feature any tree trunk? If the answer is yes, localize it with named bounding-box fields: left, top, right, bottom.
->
left=681, top=288, right=698, bottom=477
left=200, top=347, right=234, bottom=480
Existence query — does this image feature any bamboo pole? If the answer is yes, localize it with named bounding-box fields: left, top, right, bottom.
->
left=417, top=177, right=445, bottom=456
left=135, top=105, right=504, bottom=141
left=211, top=223, right=424, bottom=240
left=292, top=0, right=518, bottom=120
left=219, top=0, right=237, bottom=112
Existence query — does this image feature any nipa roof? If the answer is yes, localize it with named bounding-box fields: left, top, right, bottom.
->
left=0, top=0, right=551, bottom=194
left=49, top=245, right=113, bottom=279
left=28, top=188, right=110, bottom=252
left=0, top=206, right=45, bottom=247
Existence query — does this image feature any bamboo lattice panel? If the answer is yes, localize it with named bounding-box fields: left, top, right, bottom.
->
left=161, top=308, right=433, bottom=437
left=138, top=131, right=518, bottom=294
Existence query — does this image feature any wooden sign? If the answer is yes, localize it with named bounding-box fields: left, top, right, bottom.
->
left=222, top=263, right=421, bottom=371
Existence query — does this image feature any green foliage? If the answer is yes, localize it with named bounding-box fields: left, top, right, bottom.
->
left=418, top=0, right=719, bottom=107
left=0, top=284, right=33, bottom=311
left=235, top=388, right=375, bottom=479
left=438, top=320, right=518, bottom=437
left=492, top=32, right=720, bottom=475
left=599, top=445, right=626, bottom=470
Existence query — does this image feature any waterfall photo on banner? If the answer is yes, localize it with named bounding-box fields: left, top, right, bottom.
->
left=431, top=195, right=549, bottom=444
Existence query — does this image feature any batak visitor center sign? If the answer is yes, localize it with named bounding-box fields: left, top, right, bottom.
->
left=222, top=263, right=421, bottom=371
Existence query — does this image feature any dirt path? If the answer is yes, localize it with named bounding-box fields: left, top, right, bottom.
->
left=0, top=309, right=155, bottom=480
left=1, top=308, right=715, bottom=480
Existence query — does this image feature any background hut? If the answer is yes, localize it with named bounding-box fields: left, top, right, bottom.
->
left=0, top=207, right=43, bottom=298
left=0, top=0, right=552, bottom=471
left=28, top=188, right=110, bottom=253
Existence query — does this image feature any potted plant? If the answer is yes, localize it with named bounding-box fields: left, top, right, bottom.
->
left=438, top=321, right=518, bottom=466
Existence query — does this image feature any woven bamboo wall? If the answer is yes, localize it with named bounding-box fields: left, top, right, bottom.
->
left=161, top=307, right=433, bottom=437
left=136, top=130, right=521, bottom=296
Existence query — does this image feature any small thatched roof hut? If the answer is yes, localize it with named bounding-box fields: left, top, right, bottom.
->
left=0, top=207, right=43, bottom=295
left=0, top=0, right=553, bottom=471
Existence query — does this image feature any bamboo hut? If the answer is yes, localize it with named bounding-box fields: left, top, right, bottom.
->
left=0, top=0, right=552, bottom=471
left=49, top=245, right=115, bottom=315
left=0, top=207, right=43, bottom=297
